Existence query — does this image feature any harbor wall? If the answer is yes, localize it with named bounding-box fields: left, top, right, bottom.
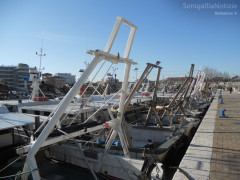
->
left=173, top=93, right=218, bottom=179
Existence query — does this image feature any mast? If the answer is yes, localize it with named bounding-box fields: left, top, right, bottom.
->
left=21, top=17, right=137, bottom=180
left=36, top=40, right=46, bottom=72
left=30, top=41, right=46, bottom=100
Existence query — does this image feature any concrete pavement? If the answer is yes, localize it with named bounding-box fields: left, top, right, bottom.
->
left=173, top=90, right=240, bottom=180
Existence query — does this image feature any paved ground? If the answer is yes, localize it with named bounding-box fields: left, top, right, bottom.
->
left=209, top=91, right=240, bottom=180
left=174, top=90, right=240, bottom=180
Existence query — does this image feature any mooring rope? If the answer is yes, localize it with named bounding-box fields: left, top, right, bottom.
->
left=0, top=168, right=39, bottom=179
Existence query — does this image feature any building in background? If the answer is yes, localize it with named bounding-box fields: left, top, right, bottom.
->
left=51, top=76, right=66, bottom=88
left=0, top=63, right=33, bottom=90
left=55, top=73, right=75, bottom=84
left=165, top=77, right=187, bottom=86
left=42, top=73, right=53, bottom=84
left=42, top=73, right=73, bottom=88
left=0, top=63, right=75, bottom=91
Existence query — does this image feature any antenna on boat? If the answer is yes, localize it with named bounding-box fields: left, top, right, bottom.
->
left=84, top=60, right=89, bottom=68
left=29, top=40, right=46, bottom=100
left=36, top=39, right=46, bottom=71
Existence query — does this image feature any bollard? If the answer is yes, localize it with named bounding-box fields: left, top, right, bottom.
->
left=220, top=98, right=224, bottom=104
left=219, top=109, right=228, bottom=118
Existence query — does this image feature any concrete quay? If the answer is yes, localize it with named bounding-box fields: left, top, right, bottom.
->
left=173, top=90, right=240, bottom=180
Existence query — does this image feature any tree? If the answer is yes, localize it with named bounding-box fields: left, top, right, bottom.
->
left=203, top=67, right=218, bottom=80
left=203, top=67, right=230, bottom=83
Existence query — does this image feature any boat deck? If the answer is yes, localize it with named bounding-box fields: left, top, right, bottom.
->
left=0, top=112, right=47, bottom=130
left=174, top=90, right=240, bottom=180
left=19, top=103, right=105, bottom=115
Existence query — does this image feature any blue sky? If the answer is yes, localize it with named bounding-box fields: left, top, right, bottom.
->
left=0, top=0, right=239, bottom=81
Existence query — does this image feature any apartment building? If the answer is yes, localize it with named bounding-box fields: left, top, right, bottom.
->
left=0, top=63, right=32, bottom=90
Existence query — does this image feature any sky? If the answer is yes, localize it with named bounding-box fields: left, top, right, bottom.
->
left=0, top=0, right=239, bottom=82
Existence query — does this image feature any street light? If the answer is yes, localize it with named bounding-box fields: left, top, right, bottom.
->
left=134, top=67, right=138, bottom=81
left=234, top=74, right=240, bottom=92
left=235, top=74, right=239, bottom=91
left=112, top=67, right=118, bottom=82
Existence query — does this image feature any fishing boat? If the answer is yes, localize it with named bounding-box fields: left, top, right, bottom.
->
left=11, top=16, right=213, bottom=180
left=14, top=16, right=166, bottom=180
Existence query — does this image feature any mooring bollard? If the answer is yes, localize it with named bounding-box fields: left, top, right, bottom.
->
left=219, top=90, right=222, bottom=98
left=219, top=109, right=228, bottom=118
left=220, top=98, right=224, bottom=104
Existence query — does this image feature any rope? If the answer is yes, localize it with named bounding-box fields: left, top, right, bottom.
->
left=34, top=97, right=66, bottom=135
left=66, top=62, right=114, bottom=127
left=54, top=60, right=107, bottom=130
left=82, top=128, right=105, bottom=146
left=55, top=60, right=111, bottom=129
left=0, top=168, right=39, bottom=179
left=0, top=154, right=27, bottom=173
left=82, top=63, right=113, bottom=106
left=57, top=129, right=98, bottom=180
left=65, top=127, right=106, bottom=146
left=128, top=116, right=146, bottom=125
left=82, top=88, right=122, bottom=124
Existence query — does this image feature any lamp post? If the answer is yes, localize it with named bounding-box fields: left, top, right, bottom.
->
left=134, top=67, right=138, bottom=81
left=238, top=75, right=239, bottom=92
left=235, top=74, right=240, bottom=92
left=112, top=67, right=118, bottom=83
